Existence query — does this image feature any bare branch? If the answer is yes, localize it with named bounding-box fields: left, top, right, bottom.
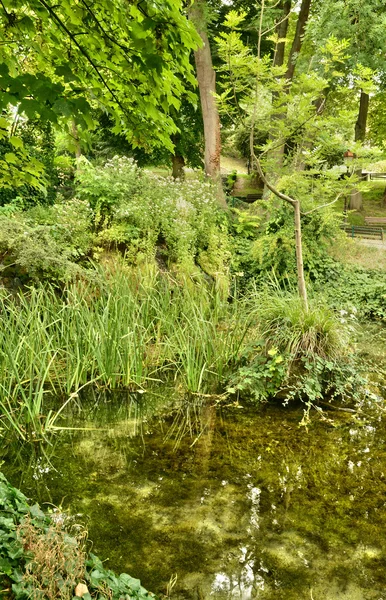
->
left=254, top=151, right=296, bottom=206
left=262, top=8, right=293, bottom=37
left=301, top=190, right=348, bottom=215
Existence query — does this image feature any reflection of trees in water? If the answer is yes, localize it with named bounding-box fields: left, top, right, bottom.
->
left=4, top=396, right=386, bottom=599
left=163, top=396, right=216, bottom=459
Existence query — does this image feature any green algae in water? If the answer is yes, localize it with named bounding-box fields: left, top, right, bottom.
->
left=2, top=389, right=386, bottom=599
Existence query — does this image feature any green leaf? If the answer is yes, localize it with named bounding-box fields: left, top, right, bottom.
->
left=29, top=503, right=46, bottom=520
left=4, top=153, right=18, bottom=164
left=9, top=136, right=24, bottom=150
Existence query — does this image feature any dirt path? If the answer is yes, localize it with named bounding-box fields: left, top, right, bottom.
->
left=357, top=238, right=386, bottom=249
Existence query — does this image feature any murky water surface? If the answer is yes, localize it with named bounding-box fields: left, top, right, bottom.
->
left=2, top=390, right=386, bottom=599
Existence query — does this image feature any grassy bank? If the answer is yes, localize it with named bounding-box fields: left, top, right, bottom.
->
left=0, top=259, right=370, bottom=441
left=0, top=263, right=249, bottom=439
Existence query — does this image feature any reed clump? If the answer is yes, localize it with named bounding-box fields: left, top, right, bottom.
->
left=0, top=263, right=249, bottom=439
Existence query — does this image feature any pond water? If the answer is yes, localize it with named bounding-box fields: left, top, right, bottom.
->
left=2, top=390, right=386, bottom=600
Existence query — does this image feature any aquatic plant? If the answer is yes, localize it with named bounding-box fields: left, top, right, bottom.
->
left=0, top=261, right=366, bottom=440
left=0, top=263, right=248, bottom=439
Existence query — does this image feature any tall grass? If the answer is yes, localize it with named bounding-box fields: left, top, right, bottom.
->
left=0, top=263, right=249, bottom=439
left=250, top=287, right=351, bottom=361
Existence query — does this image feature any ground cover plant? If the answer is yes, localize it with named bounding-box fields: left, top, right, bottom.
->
left=0, top=158, right=230, bottom=284
left=227, top=287, right=365, bottom=406
left=0, top=473, right=155, bottom=600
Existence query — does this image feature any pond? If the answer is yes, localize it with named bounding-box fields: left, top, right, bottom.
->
left=2, top=389, right=386, bottom=600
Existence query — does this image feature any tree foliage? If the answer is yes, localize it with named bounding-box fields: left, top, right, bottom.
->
left=0, top=0, right=200, bottom=188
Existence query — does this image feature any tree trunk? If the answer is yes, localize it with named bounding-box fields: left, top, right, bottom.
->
left=188, top=0, right=226, bottom=207
left=273, top=0, right=292, bottom=68
left=294, top=200, right=308, bottom=309
left=71, top=120, right=82, bottom=159
left=263, top=0, right=293, bottom=198
left=349, top=168, right=363, bottom=210
left=354, top=90, right=369, bottom=142
left=285, top=0, right=312, bottom=82
left=172, top=154, right=185, bottom=179
left=349, top=189, right=363, bottom=210
left=255, top=157, right=308, bottom=309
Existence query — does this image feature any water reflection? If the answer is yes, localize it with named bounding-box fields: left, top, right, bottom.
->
left=2, top=389, right=386, bottom=599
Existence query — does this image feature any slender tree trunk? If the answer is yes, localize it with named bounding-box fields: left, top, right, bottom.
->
left=354, top=90, right=369, bottom=142
left=255, top=155, right=308, bottom=310
left=285, top=0, right=312, bottom=82
left=188, top=0, right=226, bottom=207
left=349, top=91, right=368, bottom=210
left=349, top=187, right=363, bottom=210
left=172, top=154, right=185, bottom=179
left=273, top=0, right=292, bottom=69
left=294, top=200, right=308, bottom=308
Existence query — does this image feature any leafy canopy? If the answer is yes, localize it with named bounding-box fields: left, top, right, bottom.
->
left=0, top=0, right=200, bottom=188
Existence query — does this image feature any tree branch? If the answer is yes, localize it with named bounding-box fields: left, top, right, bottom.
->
left=254, top=151, right=296, bottom=206
left=78, top=0, right=131, bottom=55
left=37, top=0, right=129, bottom=116
left=301, top=190, right=347, bottom=215
left=262, top=7, right=293, bottom=37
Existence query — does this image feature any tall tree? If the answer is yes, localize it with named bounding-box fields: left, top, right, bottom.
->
left=188, top=0, right=226, bottom=207
left=215, top=10, right=354, bottom=307
left=311, top=0, right=386, bottom=143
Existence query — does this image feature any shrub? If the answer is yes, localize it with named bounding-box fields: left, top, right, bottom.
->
left=17, top=516, right=86, bottom=600
left=0, top=199, right=93, bottom=282
left=76, top=156, right=140, bottom=229
left=0, top=473, right=155, bottom=600
left=227, top=289, right=364, bottom=406
left=76, top=157, right=231, bottom=274
left=256, top=292, right=350, bottom=361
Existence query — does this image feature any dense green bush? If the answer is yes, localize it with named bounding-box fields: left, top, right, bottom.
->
left=0, top=199, right=93, bottom=282
left=76, top=156, right=230, bottom=274
left=227, top=290, right=365, bottom=405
